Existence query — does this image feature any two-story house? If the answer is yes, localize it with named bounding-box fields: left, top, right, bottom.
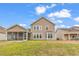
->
left=0, top=17, right=56, bottom=41
left=30, top=17, right=56, bottom=40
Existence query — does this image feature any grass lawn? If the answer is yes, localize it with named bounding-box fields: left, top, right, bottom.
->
left=0, top=40, right=79, bottom=56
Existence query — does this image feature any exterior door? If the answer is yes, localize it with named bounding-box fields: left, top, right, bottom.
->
left=28, top=33, right=31, bottom=40
left=13, top=32, right=17, bottom=40
left=18, top=32, right=23, bottom=40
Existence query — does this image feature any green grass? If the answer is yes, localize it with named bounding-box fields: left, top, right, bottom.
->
left=0, top=40, right=79, bottom=56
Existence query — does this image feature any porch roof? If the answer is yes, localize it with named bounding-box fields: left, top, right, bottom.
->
left=7, top=24, right=27, bottom=32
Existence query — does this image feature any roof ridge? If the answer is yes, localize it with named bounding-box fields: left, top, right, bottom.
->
left=31, top=16, right=55, bottom=25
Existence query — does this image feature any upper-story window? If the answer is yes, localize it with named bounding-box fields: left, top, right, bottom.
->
left=33, top=25, right=42, bottom=30
left=45, top=25, right=48, bottom=30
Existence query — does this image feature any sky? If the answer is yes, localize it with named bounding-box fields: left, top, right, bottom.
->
left=0, top=3, right=79, bottom=28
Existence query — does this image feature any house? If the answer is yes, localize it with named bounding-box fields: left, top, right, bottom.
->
left=1, top=17, right=79, bottom=41
left=5, top=17, right=56, bottom=41
left=0, top=26, right=7, bottom=40
left=7, top=24, right=28, bottom=40
left=0, top=17, right=56, bottom=41
left=30, top=17, right=56, bottom=40
left=56, top=26, right=79, bottom=40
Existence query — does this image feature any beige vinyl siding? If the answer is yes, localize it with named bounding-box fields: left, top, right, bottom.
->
left=31, top=17, right=55, bottom=40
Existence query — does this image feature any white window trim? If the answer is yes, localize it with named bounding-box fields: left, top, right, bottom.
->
left=40, top=26, right=42, bottom=30
left=45, top=25, right=49, bottom=30
left=33, top=25, right=42, bottom=30
left=33, top=33, right=42, bottom=39
left=46, top=32, right=53, bottom=39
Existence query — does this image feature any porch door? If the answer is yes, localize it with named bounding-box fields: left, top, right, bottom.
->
left=18, top=32, right=23, bottom=40
left=13, top=32, right=24, bottom=40
left=13, top=32, right=17, bottom=40
left=28, top=33, right=31, bottom=40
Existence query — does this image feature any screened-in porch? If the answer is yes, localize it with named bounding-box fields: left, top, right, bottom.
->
left=7, top=32, right=27, bottom=40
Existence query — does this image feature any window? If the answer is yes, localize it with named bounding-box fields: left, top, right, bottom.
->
left=34, top=34, right=36, bottom=38
left=40, top=26, right=42, bottom=30
left=46, top=32, right=53, bottom=39
left=45, top=25, right=48, bottom=30
left=33, top=33, right=42, bottom=39
left=33, top=25, right=42, bottom=30
left=37, top=26, right=39, bottom=30
left=37, top=34, right=39, bottom=38
left=34, top=26, right=36, bottom=30
left=40, top=34, right=42, bottom=38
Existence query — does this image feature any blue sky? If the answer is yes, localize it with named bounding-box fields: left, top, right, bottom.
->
left=0, top=3, right=79, bottom=28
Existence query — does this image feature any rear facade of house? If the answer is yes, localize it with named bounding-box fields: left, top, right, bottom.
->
left=30, top=17, right=56, bottom=40
left=0, top=17, right=79, bottom=41
left=0, top=17, right=56, bottom=40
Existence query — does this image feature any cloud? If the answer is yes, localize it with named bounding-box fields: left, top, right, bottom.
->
left=35, top=4, right=56, bottom=15
left=55, top=25, right=65, bottom=28
left=48, top=17, right=56, bottom=23
left=56, top=24, right=70, bottom=28
left=60, top=25, right=66, bottom=28
left=74, top=17, right=79, bottom=22
left=46, top=4, right=56, bottom=8
left=35, top=6, right=46, bottom=14
left=19, top=24, right=26, bottom=27
left=48, top=9, right=71, bottom=18
left=48, top=13, right=54, bottom=17
left=57, top=20, right=63, bottom=23
left=74, top=25, right=79, bottom=27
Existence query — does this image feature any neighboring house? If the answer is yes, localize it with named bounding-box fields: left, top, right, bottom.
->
left=56, top=26, right=79, bottom=40
left=30, top=17, right=56, bottom=40
left=7, top=25, right=28, bottom=40
left=0, top=26, right=7, bottom=40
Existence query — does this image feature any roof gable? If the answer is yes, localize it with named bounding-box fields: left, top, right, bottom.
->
left=31, top=17, right=55, bottom=25
left=7, top=24, right=26, bottom=32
